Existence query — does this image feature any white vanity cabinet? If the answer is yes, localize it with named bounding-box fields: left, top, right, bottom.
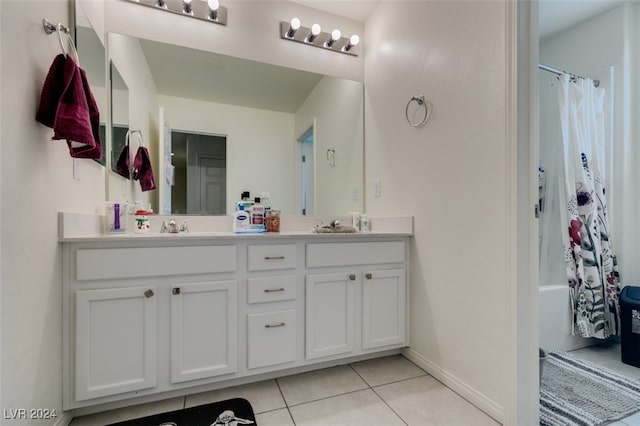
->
left=245, top=243, right=299, bottom=371
left=170, top=280, right=238, bottom=384
left=305, top=241, right=407, bottom=361
left=62, top=232, right=410, bottom=412
left=75, top=285, right=157, bottom=401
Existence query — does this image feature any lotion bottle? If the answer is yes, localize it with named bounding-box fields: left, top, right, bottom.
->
left=233, top=204, right=251, bottom=232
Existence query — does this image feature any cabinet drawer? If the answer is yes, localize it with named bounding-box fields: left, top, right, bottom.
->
left=248, top=244, right=297, bottom=271
left=306, top=241, right=404, bottom=268
left=76, top=246, right=237, bottom=281
left=248, top=275, right=297, bottom=304
left=247, top=310, right=297, bottom=369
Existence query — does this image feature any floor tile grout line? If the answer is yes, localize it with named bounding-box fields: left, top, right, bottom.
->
left=274, top=377, right=297, bottom=426
left=284, top=385, right=371, bottom=409
left=370, top=386, right=410, bottom=426
left=348, top=362, right=374, bottom=388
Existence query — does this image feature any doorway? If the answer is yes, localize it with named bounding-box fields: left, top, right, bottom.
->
left=171, top=131, right=227, bottom=215
left=297, top=125, right=315, bottom=216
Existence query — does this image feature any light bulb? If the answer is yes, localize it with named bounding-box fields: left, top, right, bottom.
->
left=325, top=29, right=341, bottom=47
left=208, top=0, right=219, bottom=19
left=307, top=23, right=321, bottom=43
left=287, top=17, right=301, bottom=38
left=344, top=34, right=360, bottom=52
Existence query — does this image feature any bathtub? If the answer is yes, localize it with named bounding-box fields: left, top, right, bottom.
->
left=539, top=284, right=597, bottom=352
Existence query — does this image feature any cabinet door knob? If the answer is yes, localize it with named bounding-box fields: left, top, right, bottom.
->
left=172, top=287, right=181, bottom=295
left=264, top=288, right=285, bottom=293
left=349, top=274, right=356, bottom=281
left=265, top=322, right=286, bottom=328
left=264, top=256, right=285, bottom=260
left=365, top=273, right=373, bottom=280
left=144, top=289, right=154, bottom=298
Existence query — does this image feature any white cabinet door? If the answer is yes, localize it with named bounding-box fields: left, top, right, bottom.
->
left=247, top=310, right=297, bottom=369
left=362, top=269, right=406, bottom=349
left=305, top=272, right=357, bottom=359
left=75, top=286, right=157, bottom=401
left=170, top=280, right=237, bottom=384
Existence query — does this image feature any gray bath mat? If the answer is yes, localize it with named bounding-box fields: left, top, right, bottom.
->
left=540, top=351, right=640, bottom=425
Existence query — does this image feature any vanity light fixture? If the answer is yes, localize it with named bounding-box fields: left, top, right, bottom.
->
left=124, top=0, right=228, bottom=26
left=280, top=19, right=360, bottom=56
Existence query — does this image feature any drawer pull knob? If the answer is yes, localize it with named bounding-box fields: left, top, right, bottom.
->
left=144, top=289, right=154, bottom=298
left=264, top=288, right=285, bottom=293
left=365, top=273, right=373, bottom=280
left=265, top=322, right=286, bottom=328
left=349, top=274, right=356, bottom=281
left=172, top=287, right=181, bottom=295
left=264, top=256, right=285, bottom=260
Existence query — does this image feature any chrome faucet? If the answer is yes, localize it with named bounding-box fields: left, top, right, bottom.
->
left=160, top=219, right=189, bottom=233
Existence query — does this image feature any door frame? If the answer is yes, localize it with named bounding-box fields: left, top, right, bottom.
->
left=506, top=1, right=540, bottom=425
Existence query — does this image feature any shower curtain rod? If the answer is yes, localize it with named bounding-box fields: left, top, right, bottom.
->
left=539, top=64, right=600, bottom=87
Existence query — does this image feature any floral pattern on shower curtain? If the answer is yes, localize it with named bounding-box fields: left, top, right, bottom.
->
left=558, top=74, right=621, bottom=339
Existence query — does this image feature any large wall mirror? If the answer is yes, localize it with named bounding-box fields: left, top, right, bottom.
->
left=106, top=32, right=364, bottom=216
left=74, top=9, right=106, bottom=167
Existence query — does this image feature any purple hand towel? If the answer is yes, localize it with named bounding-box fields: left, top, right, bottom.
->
left=36, top=54, right=67, bottom=128
left=65, top=66, right=102, bottom=159
left=36, top=54, right=102, bottom=159
left=132, top=146, right=156, bottom=192
left=115, top=143, right=131, bottom=179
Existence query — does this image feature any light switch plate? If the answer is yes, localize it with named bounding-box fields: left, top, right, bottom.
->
left=373, top=179, right=381, bottom=198
left=73, top=159, right=81, bottom=180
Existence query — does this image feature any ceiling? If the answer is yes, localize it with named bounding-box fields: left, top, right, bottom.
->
left=289, top=1, right=625, bottom=40
left=138, top=38, right=324, bottom=114
left=289, top=0, right=379, bottom=22
left=538, top=0, right=623, bottom=41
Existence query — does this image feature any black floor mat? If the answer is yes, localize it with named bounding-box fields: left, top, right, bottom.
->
left=106, top=397, right=257, bottom=426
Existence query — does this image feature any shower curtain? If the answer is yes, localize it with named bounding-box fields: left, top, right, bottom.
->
left=556, top=74, right=621, bottom=339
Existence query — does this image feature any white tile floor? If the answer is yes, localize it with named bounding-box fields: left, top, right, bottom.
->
left=568, top=341, right=640, bottom=426
left=70, top=354, right=499, bottom=426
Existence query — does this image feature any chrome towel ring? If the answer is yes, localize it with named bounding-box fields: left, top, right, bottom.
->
left=405, top=95, right=432, bottom=128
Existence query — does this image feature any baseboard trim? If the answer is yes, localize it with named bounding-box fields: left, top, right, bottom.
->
left=54, top=411, right=74, bottom=426
left=402, top=348, right=504, bottom=424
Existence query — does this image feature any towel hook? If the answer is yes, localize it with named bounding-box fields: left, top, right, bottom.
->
left=42, top=18, right=80, bottom=66
left=405, top=95, right=432, bottom=128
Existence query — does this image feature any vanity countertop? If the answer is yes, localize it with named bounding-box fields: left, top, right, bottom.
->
left=58, top=213, right=413, bottom=242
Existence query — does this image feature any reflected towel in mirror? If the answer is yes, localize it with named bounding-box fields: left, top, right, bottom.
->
left=132, top=146, right=156, bottom=191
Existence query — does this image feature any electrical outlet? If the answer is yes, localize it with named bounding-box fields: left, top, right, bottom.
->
left=353, top=187, right=359, bottom=201
left=73, top=159, right=81, bottom=180
left=373, top=179, right=381, bottom=198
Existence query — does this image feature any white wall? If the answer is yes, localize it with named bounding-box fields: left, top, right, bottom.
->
left=295, top=77, right=364, bottom=217
left=1, top=1, right=105, bottom=424
left=159, top=95, right=296, bottom=214
left=364, top=1, right=506, bottom=420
